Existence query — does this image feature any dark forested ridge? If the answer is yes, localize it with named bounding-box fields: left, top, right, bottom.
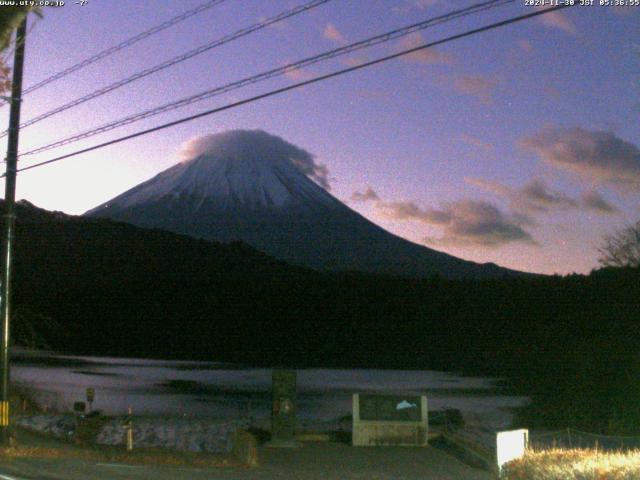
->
left=8, top=200, right=640, bottom=433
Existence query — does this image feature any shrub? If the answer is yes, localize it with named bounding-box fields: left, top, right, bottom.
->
left=501, top=449, right=640, bottom=480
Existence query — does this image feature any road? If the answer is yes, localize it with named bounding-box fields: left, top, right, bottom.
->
left=0, top=443, right=491, bottom=480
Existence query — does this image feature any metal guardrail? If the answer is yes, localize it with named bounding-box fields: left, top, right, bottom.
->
left=438, top=430, right=497, bottom=473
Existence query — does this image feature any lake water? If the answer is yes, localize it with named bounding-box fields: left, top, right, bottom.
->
left=11, top=349, right=528, bottom=445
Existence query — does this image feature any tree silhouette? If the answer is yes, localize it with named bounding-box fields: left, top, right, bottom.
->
left=0, top=6, right=39, bottom=95
left=0, top=7, right=31, bottom=51
left=598, top=220, right=640, bottom=268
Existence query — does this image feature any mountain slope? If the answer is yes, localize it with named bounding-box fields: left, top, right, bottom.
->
left=86, top=129, right=520, bottom=279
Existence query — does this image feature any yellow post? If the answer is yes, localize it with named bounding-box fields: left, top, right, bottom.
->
left=126, top=406, right=133, bottom=451
left=0, top=401, right=9, bottom=427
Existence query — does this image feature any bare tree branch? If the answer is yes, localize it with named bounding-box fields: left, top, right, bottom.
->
left=598, top=220, right=640, bottom=268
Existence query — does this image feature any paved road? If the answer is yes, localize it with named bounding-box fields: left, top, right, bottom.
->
left=0, top=443, right=491, bottom=480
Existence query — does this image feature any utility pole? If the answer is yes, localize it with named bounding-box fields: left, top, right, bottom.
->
left=0, top=17, right=27, bottom=447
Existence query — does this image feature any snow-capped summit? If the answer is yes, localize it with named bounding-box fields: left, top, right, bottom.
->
left=96, top=130, right=338, bottom=212
left=86, top=130, right=518, bottom=278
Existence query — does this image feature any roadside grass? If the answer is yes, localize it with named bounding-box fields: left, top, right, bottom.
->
left=0, top=443, right=242, bottom=468
left=500, top=448, right=640, bottom=479
left=0, top=426, right=255, bottom=468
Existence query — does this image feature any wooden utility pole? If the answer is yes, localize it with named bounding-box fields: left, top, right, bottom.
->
left=0, top=17, right=27, bottom=446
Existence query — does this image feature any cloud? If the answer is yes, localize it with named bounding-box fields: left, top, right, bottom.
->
left=582, top=191, right=618, bottom=214
left=466, top=178, right=512, bottom=197
left=520, top=179, right=578, bottom=212
left=468, top=177, right=619, bottom=216
left=178, top=129, right=330, bottom=189
left=351, top=187, right=380, bottom=203
left=378, top=201, right=451, bottom=224
left=519, top=128, right=640, bottom=191
left=422, top=200, right=535, bottom=248
left=323, top=23, right=346, bottom=44
left=378, top=199, right=534, bottom=247
left=283, top=65, right=313, bottom=82
left=341, top=56, right=368, bottom=67
left=535, top=7, right=577, bottom=34
left=453, top=75, right=498, bottom=104
left=400, top=32, right=455, bottom=65
left=467, top=177, right=573, bottom=214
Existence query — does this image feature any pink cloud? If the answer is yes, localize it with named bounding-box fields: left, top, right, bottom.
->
left=399, top=32, right=455, bottom=65
left=323, top=23, right=346, bottom=44
left=453, top=75, right=498, bottom=104
left=535, top=7, right=577, bottom=35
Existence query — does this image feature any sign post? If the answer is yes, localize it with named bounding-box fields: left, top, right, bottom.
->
left=123, top=406, right=133, bottom=451
left=267, top=369, right=299, bottom=448
left=86, top=388, right=95, bottom=413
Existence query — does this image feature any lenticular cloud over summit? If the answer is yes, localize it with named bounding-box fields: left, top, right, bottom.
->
left=179, top=130, right=330, bottom=190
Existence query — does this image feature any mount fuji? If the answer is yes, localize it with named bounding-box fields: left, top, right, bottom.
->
left=86, top=130, right=518, bottom=279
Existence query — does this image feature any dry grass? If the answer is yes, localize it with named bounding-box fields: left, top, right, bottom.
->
left=501, top=448, right=640, bottom=480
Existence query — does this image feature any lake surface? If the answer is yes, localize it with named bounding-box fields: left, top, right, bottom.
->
left=11, top=349, right=527, bottom=443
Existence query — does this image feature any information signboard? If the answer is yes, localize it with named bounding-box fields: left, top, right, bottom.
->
left=358, top=394, right=423, bottom=422
left=353, top=393, right=428, bottom=447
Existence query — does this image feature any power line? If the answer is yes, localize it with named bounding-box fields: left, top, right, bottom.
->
left=0, top=0, right=227, bottom=109
left=10, top=4, right=574, bottom=177
left=20, top=0, right=514, bottom=157
left=1, top=0, right=332, bottom=137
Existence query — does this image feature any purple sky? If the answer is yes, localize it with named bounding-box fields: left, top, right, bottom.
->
left=1, top=0, right=638, bottom=275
